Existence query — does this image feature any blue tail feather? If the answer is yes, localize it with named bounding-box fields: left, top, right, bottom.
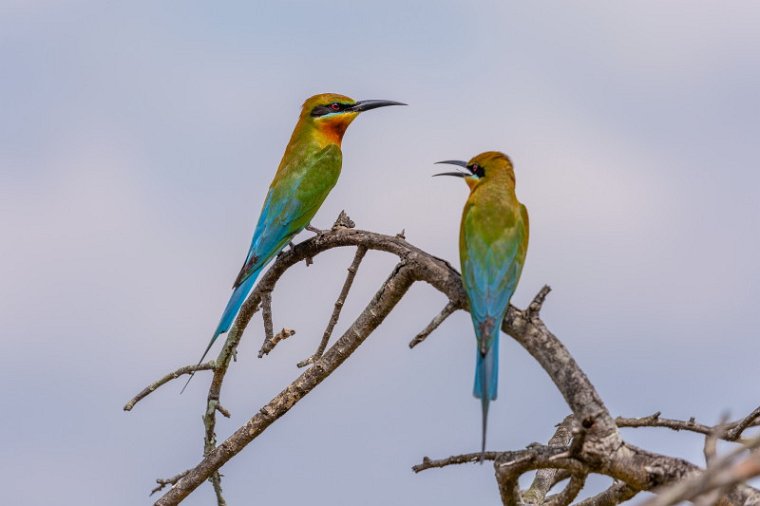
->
left=473, top=336, right=499, bottom=456
left=181, top=268, right=261, bottom=393
left=473, top=335, right=499, bottom=400
left=214, top=270, right=260, bottom=338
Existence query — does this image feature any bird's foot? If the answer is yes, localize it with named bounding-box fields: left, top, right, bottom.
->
left=276, top=241, right=296, bottom=258
left=306, top=224, right=324, bottom=234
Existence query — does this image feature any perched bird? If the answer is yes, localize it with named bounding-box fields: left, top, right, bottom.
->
left=182, top=93, right=405, bottom=392
left=435, top=151, right=529, bottom=456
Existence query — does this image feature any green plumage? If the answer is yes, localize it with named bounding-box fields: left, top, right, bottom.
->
left=439, top=151, right=529, bottom=456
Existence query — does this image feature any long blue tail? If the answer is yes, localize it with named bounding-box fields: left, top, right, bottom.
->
left=473, top=336, right=499, bottom=458
left=181, top=268, right=261, bottom=393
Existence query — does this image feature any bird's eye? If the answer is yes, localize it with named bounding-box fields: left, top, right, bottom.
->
left=469, top=164, right=485, bottom=177
left=330, top=103, right=341, bottom=111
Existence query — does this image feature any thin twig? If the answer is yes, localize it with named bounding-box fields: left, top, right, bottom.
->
left=155, top=262, right=417, bottom=505
left=298, top=245, right=367, bottom=367
left=258, top=328, right=296, bottom=358
left=210, top=471, right=226, bottom=506
left=412, top=452, right=503, bottom=472
left=408, top=301, right=458, bottom=349
left=704, top=414, right=730, bottom=467
left=524, top=284, right=551, bottom=320
left=260, top=291, right=273, bottom=350
left=727, top=406, right=760, bottom=441
left=523, top=416, right=574, bottom=504
left=544, top=471, right=587, bottom=506
left=150, top=470, right=191, bottom=496
left=123, top=362, right=214, bottom=411
left=215, top=403, right=231, bottom=418
left=493, top=446, right=588, bottom=506
left=616, top=411, right=760, bottom=444
left=573, top=481, right=638, bottom=506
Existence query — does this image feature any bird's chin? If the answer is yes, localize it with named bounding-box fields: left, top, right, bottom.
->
left=316, top=113, right=358, bottom=143
left=465, top=176, right=479, bottom=190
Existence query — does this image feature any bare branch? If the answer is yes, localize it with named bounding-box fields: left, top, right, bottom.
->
left=408, top=301, right=459, bottom=349
left=412, top=452, right=502, bottom=472
left=132, top=220, right=760, bottom=505
left=298, top=245, right=367, bottom=367
left=493, top=445, right=588, bottom=506
left=573, top=481, right=638, bottom=506
left=704, top=415, right=730, bottom=467
left=259, top=291, right=274, bottom=351
left=616, top=412, right=719, bottom=438
left=525, top=284, right=552, bottom=320
left=210, top=471, right=225, bottom=506
left=123, top=362, right=214, bottom=411
left=331, top=210, right=355, bottom=230
left=616, top=410, right=760, bottom=445
left=642, top=434, right=760, bottom=506
left=544, top=472, right=587, bottom=506
left=150, top=470, right=190, bottom=496
left=727, top=405, right=760, bottom=441
left=155, top=262, right=416, bottom=505
left=523, top=416, right=575, bottom=504
left=257, top=328, right=296, bottom=358
left=215, top=403, right=231, bottom=418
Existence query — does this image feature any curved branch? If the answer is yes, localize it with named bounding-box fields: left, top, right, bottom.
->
left=616, top=411, right=760, bottom=443
left=573, top=481, right=638, bottom=506
left=133, top=222, right=760, bottom=505
left=155, top=262, right=416, bottom=505
left=123, top=362, right=214, bottom=411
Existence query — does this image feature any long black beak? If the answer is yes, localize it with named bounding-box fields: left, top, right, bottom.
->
left=349, top=99, right=406, bottom=112
left=433, top=159, right=468, bottom=177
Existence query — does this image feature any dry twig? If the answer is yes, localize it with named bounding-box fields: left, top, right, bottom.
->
left=123, top=362, right=214, bottom=411
left=298, top=245, right=367, bottom=367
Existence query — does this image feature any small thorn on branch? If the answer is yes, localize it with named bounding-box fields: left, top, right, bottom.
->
left=150, top=470, right=191, bottom=496
left=332, top=210, right=355, bottom=230
left=215, top=403, right=231, bottom=418
left=258, top=328, right=296, bottom=358
left=409, top=301, right=458, bottom=348
left=526, top=285, right=552, bottom=320
left=396, top=228, right=406, bottom=239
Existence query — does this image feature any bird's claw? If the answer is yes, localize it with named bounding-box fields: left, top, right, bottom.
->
left=277, top=241, right=296, bottom=258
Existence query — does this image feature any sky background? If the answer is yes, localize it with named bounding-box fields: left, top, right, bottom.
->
left=2, top=1, right=759, bottom=504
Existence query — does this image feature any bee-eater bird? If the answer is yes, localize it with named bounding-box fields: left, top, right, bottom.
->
left=182, top=93, right=405, bottom=392
left=435, top=151, right=529, bottom=456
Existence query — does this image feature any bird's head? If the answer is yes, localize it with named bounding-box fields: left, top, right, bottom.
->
left=434, top=151, right=515, bottom=190
left=300, top=93, right=405, bottom=144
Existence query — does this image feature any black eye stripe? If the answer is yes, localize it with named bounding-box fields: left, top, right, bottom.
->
left=311, top=102, right=349, bottom=117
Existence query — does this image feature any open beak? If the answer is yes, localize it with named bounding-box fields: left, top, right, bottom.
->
left=433, top=159, right=468, bottom=177
left=349, top=100, right=407, bottom=112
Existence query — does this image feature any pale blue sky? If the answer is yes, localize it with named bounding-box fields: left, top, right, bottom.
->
left=1, top=1, right=759, bottom=504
